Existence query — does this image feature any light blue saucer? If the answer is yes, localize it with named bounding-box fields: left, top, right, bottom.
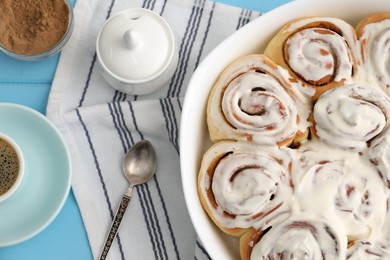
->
left=0, top=103, right=71, bottom=247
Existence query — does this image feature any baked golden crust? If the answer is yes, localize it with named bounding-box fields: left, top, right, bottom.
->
left=356, top=13, right=390, bottom=38
left=239, top=228, right=262, bottom=260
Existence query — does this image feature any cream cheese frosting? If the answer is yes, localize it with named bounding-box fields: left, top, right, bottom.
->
left=360, top=19, right=390, bottom=93
left=285, top=28, right=352, bottom=84
left=250, top=213, right=347, bottom=260
left=199, top=141, right=293, bottom=231
left=207, top=54, right=312, bottom=147
left=313, top=84, right=390, bottom=151
left=294, top=140, right=388, bottom=241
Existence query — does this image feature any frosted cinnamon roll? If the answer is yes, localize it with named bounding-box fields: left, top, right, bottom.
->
left=207, top=54, right=312, bottom=147
left=198, top=141, right=293, bottom=236
left=294, top=141, right=388, bottom=241
left=347, top=240, right=390, bottom=259
left=312, top=84, right=390, bottom=151
left=240, top=214, right=347, bottom=260
left=264, top=17, right=359, bottom=100
left=356, top=13, right=390, bottom=94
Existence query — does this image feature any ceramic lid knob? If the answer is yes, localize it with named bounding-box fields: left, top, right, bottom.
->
left=123, top=29, right=142, bottom=49
left=97, top=8, right=175, bottom=82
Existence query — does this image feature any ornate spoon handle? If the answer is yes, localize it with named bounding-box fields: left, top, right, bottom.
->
left=99, top=187, right=133, bottom=260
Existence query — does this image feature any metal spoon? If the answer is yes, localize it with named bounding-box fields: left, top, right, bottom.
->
left=99, top=140, right=157, bottom=260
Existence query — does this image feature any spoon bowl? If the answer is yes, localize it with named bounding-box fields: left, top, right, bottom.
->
left=123, top=140, right=157, bottom=186
left=99, top=140, right=157, bottom=260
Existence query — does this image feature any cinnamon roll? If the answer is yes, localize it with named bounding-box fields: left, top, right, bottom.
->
left=264, top=17, right=359, bottom=100
left=356, top=13, right=390, bottom=94
left=198, top=141, right=293, bottom=236
left=294, top=141, right=388, bottom=241
left=240, top=214, right=347, bottom=260
left=312, top=84, right=390, bottom=151
left=347, top=240, right=390, bottom=259
left=207, top=54, right=312, bottom=147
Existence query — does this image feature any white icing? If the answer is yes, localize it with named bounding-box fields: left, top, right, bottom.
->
left=200, top=141, right=388, bottom=238
left=360, top=19, right=390, bottom=93
left=347, top=240, right=390, bottom=259
left=368, top=134, right=390, bottom=188
left=208, top=55, right=312, bottom=146
left=222, top=72, right=299, bottom=143
left=276, top=65, right=316, bottom=98
left=199, top=141, right=293, bottom=230
left=212, top=153, right=284, bottom=215
left=284, top=17, right=360, bottom=84
left=314, top=84, right=390, bottom=151
left=286, top=28, right=352, bottom=83
left=250, top=214, right=347, bottom=260
left=294, top=141, right=388, bottom=241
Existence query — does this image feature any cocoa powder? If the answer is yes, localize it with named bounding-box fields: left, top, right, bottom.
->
left=0, top=0, right=69, bottom=55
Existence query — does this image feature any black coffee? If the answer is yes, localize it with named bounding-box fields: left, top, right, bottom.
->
left=0, top=138, right=19, bottom=195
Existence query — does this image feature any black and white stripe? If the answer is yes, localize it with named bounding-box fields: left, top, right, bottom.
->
left=142, top=0, right=157, bottom=10
left=109, top=101, right=168, bottom=259
left=167, top=0, right=206, bottom=98
left=76, top=108, right=127, bottom=260
left=160, top=0, right=216, bottom=153
left=160, top=98, right=180, bottom=153
left=78, top=0, right=117, bottom=108
left=113, top=100, right=181, bottom=259
left=67, top=1, right=262, bottom=259
left=195, top=239, right=212, bottom=260
left=194, top=2, right=216, bottom=69
left=236, top=8, right=253, bottom=30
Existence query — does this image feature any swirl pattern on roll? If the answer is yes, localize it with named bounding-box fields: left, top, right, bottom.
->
left=357, top=14, right=390, bottom=94
left=240, top=215, right=347, bottom=260
left=285, top=28, right=352, bottom=85
left=347, top=240, right=390, bottom=259
left=313, top=84, right=390, bottom=151
left=207, top=54, right=312, bottom=147
left=264, top=17, right=360, bottom=100
left=294, top=141, right=388, bottom=241
left=198, top=141, right=293, bottom=236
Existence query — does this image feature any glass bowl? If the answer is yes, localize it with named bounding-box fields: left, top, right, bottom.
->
left=0, top=0, right=74, bottom=61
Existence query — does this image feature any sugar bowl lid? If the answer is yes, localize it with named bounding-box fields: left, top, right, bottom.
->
left=96, top=8, right=175, bottom=83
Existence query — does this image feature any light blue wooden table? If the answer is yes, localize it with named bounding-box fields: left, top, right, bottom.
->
left=0, top=0, right=290, bottom=259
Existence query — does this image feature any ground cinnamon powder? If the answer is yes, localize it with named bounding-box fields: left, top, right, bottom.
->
left=0, top=0, right=69, bottom=55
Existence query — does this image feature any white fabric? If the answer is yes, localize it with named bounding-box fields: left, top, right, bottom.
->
left=47, top=0, right=260, bottom=259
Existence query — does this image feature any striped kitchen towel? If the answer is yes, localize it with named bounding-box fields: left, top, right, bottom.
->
left=47, top=0, right=260, bottom=259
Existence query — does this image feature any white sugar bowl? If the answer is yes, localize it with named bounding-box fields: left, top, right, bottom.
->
left=96, top=8, right=178, bottom=95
